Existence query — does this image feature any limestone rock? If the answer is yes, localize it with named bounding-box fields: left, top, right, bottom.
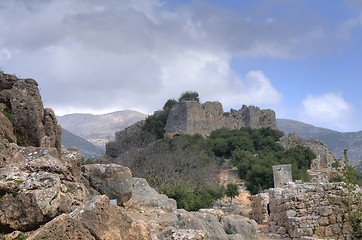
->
left=0, top=112, right=16, bottom=144
left=81, top=164, right=132, bottom=205
left=29, top=195, right=151, bottom=240
left=0, top=72, right=17, bottom=90
left=126, top=178, right=177, bottom=211
left=221, top=215, right=257, bottom=240
left=160, top=227, right=209, bottom=240
left=0, top=147, right=89, bottom=231
left=0, top=71, right=61, bottom=149
left=27, top=214, right=95, bottom=240
left=0, top=113, right=17, bottom=167
left=157, top=209, right=256, bottom=240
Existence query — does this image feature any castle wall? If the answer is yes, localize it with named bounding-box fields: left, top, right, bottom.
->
left=251, top=182, right=358, bottom=239
left=165, top=101, right=277, bottom=137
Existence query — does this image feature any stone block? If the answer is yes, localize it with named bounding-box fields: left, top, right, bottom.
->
left=319, top=206, right=333, bottom=216
left=325, top=226, right=333, bottom=237
left=318, top=217, right=329, bottom=226
left=332, top=224, right=341, bottom=234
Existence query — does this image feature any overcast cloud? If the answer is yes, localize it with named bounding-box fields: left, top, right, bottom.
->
left=0, top=0, right=335, bottom=115
left=1, top=0, right=361, bottom=133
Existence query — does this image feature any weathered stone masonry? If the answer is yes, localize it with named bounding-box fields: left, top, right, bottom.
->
left=252, top=182, right=358, bottom=239
left=165, top=101, right=276, bottom=137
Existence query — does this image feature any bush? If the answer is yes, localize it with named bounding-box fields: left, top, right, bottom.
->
left=163, top=98, right=177, bottom=111
left=178, top=91, right=200, bottom=102
left=162, top=182, right=225, bottom=211
left=142, top=115, right=165, bottom=139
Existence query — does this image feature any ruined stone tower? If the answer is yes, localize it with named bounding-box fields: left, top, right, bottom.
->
left=165, top=101, right=277, bottom=137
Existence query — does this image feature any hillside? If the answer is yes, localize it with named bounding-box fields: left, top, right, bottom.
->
left=61, top=128, right=104, bottom=159
left=277, top=119, right=362, bottom=166
left=57, top=110, right=147, bottom=148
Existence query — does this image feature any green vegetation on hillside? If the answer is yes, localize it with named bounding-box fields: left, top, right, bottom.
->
left=206, top=127, right=315, bottom=194
left=123, top=134, right=225, bottom=210
left=107, top=95, right=317, bottom=209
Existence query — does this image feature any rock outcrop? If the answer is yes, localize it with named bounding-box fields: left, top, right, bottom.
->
left=0, top=72, right=259, bottom=239
left=0, top=71, right=61, bottom=150
left=81, top=164, right=133, bottom=205
left=125, top=177, right=177, bottom=211
left=156, top=209, right=257, bottom=240
left=0, top=146, right=88, bottom=232
left=165, top=101, right=276, bottom=137
left=28, top=195, right=151, bottom=240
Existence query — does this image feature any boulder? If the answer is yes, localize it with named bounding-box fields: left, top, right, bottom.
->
left=221, top=215, right=257, bottom=240
left=0, top=147, right=89, bottom=231
left=29, top=195, right=151, bottom=240
left=81, top=164, right=132, bottom=205
left=27, top=214, right=95, bottom=240
left=127, top=178, right=177, bottom=211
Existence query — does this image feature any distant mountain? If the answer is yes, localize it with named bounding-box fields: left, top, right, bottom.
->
left=57, top=110, right=147, bottom=149
left=277, top=119, right=362, bottom=166
left=61, top=128, right=104, bottom=159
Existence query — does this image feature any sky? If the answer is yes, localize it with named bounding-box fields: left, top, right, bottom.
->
left=0, top=0, right=361, bottom=132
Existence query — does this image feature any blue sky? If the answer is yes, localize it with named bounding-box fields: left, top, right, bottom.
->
left=0, top=0, right=361, bottom=131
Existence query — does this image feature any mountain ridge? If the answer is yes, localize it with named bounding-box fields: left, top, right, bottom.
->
left=61, top=128, right=104, bottom=159
left=57, top=110, right=147, bottom=148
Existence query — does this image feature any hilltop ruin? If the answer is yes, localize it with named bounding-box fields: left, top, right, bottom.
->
left=165, top=101, right=277, bottom=137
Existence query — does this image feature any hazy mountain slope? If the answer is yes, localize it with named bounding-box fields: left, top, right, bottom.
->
left=277, top=119, right=362, bottom=166
left=57, top=110, right=147, bottom=148
left=61, top=128, right=104, bottom=159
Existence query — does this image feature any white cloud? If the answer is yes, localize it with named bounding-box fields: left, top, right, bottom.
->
left=299, top=92, right=355, bottom=131
left=0, top=0, right=333, bottom=114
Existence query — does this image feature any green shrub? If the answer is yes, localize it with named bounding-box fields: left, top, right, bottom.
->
left=16, top=137, right=25, bottom=146
left=0, top=110, right=13, bottom=120
left=82, top=158, right=95, bottom=165
left=224, top=228, right=233, bottom=235
left=142, top=115, right=166, bottom=139
left=12, top=191, right=18, bottom=198
left=329, top=175, right=343, bottom=183
left=162, top=182, right=225, bottom=211
left=15, top=179, right=24, bottom=185
left=14, top=233, right=27, bottom=240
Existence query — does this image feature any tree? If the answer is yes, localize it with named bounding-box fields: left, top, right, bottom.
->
left=163, top=98, right=177, bottom=111
left=178, top=91, right=200, bottom=102
left=226, top=183, right=239, bottom=203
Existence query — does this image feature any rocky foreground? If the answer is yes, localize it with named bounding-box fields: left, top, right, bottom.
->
left=0, top=71, right=257, bottom=239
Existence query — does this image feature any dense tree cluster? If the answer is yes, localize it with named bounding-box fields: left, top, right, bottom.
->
left=207, top=127, right=315, bottom=194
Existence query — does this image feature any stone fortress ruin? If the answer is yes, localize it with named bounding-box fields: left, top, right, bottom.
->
left=165, top=100, right=276, bottom=137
